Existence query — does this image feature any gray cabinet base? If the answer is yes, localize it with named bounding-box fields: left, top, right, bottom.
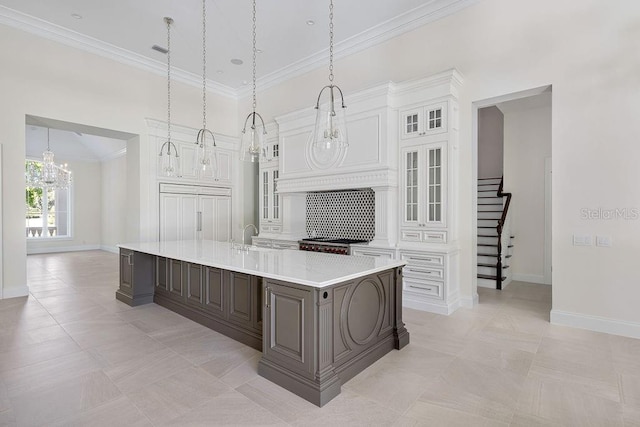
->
left=258, top=333, right=398, bottom=407
left=115, top=290, right=154, bottom=307
left=154, top=293, right=262, bottom=351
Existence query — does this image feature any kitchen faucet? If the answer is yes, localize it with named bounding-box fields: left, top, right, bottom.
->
left=242, top=224, right=258, bottom=249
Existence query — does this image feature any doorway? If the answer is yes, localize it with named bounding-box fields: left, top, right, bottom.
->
left=472, top=86, right=553, bottom=306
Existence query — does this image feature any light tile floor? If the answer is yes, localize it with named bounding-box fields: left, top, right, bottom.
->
left=0, top=250, right=638, bottom=426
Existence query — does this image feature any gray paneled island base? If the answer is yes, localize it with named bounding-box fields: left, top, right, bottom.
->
left=116, top=240, right=409, bottom=406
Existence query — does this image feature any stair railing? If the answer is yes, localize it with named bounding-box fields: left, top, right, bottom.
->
left=496, top=176, right=512, bottom=290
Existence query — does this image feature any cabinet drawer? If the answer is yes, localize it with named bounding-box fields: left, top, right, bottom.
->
left=272, top=242, right=298, bottom=250
left=403, top=277, right=443, bottom=299
left=423, top=231, right=447, bottom=243
left=351, top=248, right=395, bottom=260
left=403, top=265, right=444, bottom=280
left=401, top=230, right=422, bottom=242
left=400, top=252, right=444, bottom=267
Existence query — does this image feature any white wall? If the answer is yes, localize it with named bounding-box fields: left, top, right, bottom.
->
left=236, top=0, right=640, bottom=335
left=101, top=154, right=128, bottom=252
left=0, top=24, right=238, bottom=298
left=27, top=159, right=102, bottom=254
left=503, top=100, right=552, bottom=284
left=477, top=106, right=504, bottom=179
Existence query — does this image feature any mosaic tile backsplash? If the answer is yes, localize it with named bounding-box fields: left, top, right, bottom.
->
left=306, top=189, right=375, bottom=240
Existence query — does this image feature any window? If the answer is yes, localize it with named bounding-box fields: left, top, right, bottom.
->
left=262, top=171, right=269, bottom=219
left=25, top=160, right=72, bottom=238
left=272, top=143, right=279, bottom=158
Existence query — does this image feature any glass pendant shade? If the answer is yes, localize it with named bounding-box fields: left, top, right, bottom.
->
left=240, top=112, right=267, bottom=162
left=158, top=141, right=180, bottom=177
left=196, top=129, right=218, bottom=173
left=313, top=85, right=348, bottom=154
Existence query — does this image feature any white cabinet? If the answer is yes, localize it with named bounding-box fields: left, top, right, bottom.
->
left=174, top=144, right=233, bottom=185
left=259, top=166, right=281, bottom=234
left=399, top=249, right=459, bottom=314
left=400, top=101, right=447, bottom=140
left=351, top=246, right=396, bottom=260
left=400, top=142, right=448, bottom=242
left=251, top=237, right=298, bottom=250
left=159, top=183, right=231, bottom=242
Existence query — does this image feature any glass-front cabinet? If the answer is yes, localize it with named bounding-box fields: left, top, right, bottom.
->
left=400, top=142, right=447, bottom=243
left=399, top=101, right=448, bottom=140
left=259, top=166, right=281, bottom=233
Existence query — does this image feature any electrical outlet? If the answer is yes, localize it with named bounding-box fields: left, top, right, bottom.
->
left=573, top=234, right=593, bottom=246
left=596, top=236, right=612, bottom=247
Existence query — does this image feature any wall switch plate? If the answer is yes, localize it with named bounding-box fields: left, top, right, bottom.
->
left=573, top=234, right=593, bottom=246
left=596, top=235, right=612, bottom=247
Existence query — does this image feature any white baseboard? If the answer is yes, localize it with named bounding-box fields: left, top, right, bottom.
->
left=459, top=293, right=478, bottom=308
left=100, top=245, right=119, bottom=254
left=403, top=294, right=460, bottom=315
left=551, top=309, right=640, bottom=340
left=27, top=244, right=101, bottom=255
left=1, top=285, right=29, bottom=299
left=512, top=273, right=549, bottom=285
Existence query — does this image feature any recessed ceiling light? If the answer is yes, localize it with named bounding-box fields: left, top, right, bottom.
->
left=71, top=13, right=82, bottom=19
left=152, top=45, right=168, bottom=54
left=230, top=58, right=243, bottom=65
left=216, top=70, right=224, bottom=74
left=306, top=20, right=315, bottom=26
left=256, top=49, right=263, bottom=54
left=242, top=80, right=248, bottom=85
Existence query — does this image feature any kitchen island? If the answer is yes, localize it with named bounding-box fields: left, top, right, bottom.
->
left=116, top=240, right=409, bottom=406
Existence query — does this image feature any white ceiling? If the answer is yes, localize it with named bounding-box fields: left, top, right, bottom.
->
left=25, top=122, right=128, bottom=163
left=0, top=0, right=479, bottom=96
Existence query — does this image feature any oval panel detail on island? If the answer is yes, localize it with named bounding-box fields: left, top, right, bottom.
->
left=344, top=278, right=385, bottom=346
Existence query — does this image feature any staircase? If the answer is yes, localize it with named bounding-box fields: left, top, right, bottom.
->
left=477, top=177, right=513, bottom=289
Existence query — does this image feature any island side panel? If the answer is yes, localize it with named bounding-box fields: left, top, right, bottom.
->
left=116, top=249, right=155, bottom=306
left=258, top=266, right=408, bottom=407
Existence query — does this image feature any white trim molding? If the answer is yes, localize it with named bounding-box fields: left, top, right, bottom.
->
left=460, top=293, right=479, bottom=308
left=551, top=309, right=640, bottom=340
left=0, top=5, right=237, bottom=99
left=512, top=273, right=549, bottom=285
left=27, top=244, right=101, bottom=255
left=2, top=285, right=29, bottom=299
left=0, top=1, right=479, bottom=101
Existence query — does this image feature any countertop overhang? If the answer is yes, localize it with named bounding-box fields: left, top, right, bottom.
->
left=117, top=240, right=406, bottom=288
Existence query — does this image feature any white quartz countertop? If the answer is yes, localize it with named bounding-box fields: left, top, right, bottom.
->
left=117, top=240, right=406, bottom=288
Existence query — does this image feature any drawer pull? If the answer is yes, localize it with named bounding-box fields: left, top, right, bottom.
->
left=407, top=268, right=438, bottom=274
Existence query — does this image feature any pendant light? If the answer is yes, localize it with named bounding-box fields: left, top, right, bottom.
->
left=240, top=0, right=267, bottom=163
left=25, top=128, right=72, bottom=189
left=311, top=0, right=348, bottom=155
left=158, top=17, right=181, bottom=177
left=195, top=0, right=217, bottom=173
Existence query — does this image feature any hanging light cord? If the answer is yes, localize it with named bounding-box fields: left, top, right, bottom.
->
left=252, top=0, right=257, bottom=113
left=46, top=128, right=51, bottom=151
left=166, top=17, right=172, bottom=150
left=328, top=0, right=334, bottom=83
left=202, top=0, right=207, bottom=130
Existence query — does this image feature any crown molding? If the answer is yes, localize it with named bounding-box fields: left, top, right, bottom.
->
left=0, top=5, right=237, bottom=99
left=238, top=0, right=480, bottom=98
left=1, top=0, right=478, bottom=102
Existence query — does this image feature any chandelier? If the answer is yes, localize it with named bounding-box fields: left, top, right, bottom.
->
left=194, top=0, right=218, bottom=173
left=25, top=128, right=72, bottom=189
left=240, top=0, right=267, bottom=163
left=311, top=0, right=348, bottom=156
left=158, top=17, right=181, bottom=177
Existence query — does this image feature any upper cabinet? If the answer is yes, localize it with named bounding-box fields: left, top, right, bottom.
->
left=147, top=118, right=236, bottom=187
left=259, top=166, right=281, bottom=233
left=400, top=101, right=448, bottom=140
left=400, top=142, right=448, bottom=243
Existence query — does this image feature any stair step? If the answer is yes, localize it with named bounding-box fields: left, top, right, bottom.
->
left=477, top=274, right=507, bottom=281
left=478, top=243, right=498, bottom=247
left=478, top=234, right=499, bottom=237
left=478, top=263, right=509, bottom=269
left=478, top=190, right=498, bottom=193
